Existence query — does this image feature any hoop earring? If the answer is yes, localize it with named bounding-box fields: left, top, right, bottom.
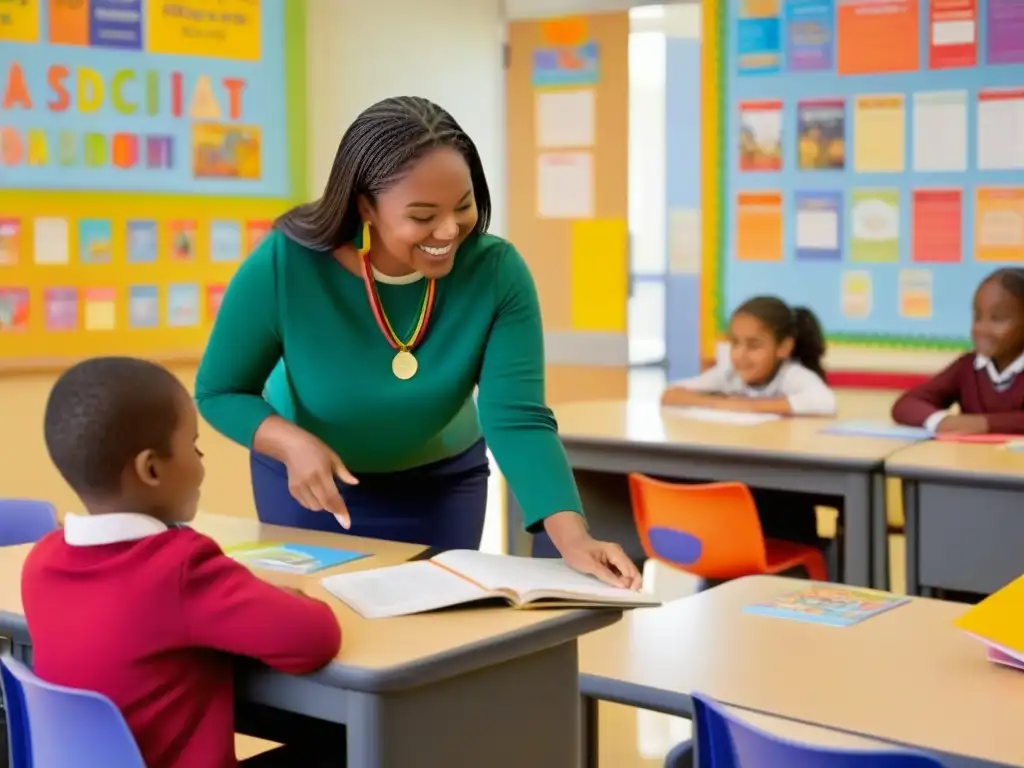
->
left=359, top=221, right=372, bottom=255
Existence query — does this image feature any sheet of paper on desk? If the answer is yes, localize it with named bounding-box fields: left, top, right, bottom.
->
left=667, top=407, right=780, bottom=425
left=820, top=421, right=932, bottom=440
left=986, top=644, right=1024, bottom=671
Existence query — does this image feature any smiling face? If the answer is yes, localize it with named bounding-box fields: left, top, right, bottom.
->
left=728, top=311, right=793, bottom=386
left=972, top=278, right=1024, bottom=369
left=358, top=146, right=477, bottom=279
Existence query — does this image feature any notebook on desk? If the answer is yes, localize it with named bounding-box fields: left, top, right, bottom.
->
left=954, top=575, right=1024, bottom=670
left=743, top=585, right=910, bottom=627
left=227, top=542, right=369, bottom=574
left=819, top=421, right=932, bottom=440
left=320, top=550, right=660, bottom=619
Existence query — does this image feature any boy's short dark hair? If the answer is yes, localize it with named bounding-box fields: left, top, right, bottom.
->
left=44, top=357, right=187, bottom=498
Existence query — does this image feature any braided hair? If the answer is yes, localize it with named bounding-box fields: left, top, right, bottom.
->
left=276, top=97, right=491, bottom=251
left=733, top=296, right=827, bottom=380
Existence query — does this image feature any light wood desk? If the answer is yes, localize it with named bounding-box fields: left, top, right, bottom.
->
left=0, top=513, right=621, bottom=768
left=579, top=576, right=1023, bottom=768
left=886, top=441, right=1024, bottom=596
left=512, top=400, right=917, bottom=587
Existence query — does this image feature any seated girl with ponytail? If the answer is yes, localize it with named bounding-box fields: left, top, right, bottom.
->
left=662, top=295, right=836, bottom=417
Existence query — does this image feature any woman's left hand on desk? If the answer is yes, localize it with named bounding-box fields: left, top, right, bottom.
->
left=562, top=537, right=643, bottom=591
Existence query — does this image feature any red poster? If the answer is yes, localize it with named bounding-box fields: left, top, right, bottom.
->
left=912, top=189, right=962, bottom=263
left=929, top=0, right=977, bottom=68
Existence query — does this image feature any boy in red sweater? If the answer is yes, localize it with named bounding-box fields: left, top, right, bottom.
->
left=22, top=357, right=344, bottom=767
left=892, top=268, right=1024, bottom=434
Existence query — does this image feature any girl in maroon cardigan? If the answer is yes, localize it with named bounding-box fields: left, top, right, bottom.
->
left=892, top=268, right=1024, bottom=435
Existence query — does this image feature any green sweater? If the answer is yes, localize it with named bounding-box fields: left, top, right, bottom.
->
left=194, top=230, right=583, bottom=531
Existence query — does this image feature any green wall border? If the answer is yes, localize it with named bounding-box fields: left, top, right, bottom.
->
left=283, top=0, right=309, bottom=202
left=711, top=0, right=970, bottom=353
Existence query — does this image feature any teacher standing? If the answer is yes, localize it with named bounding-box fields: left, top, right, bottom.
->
left=195, top=96, right=640, bottom=589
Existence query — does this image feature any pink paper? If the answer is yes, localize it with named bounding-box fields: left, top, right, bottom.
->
left=935, top=433, right=1019, bottom=444
left=986, top=645, right=1024, bottom=671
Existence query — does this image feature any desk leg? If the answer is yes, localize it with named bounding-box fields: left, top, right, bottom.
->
left=903, top=480, right=922, bottom=596
left=842, top=473, right=872, bottom=587
left=346, top=642, right=580, bottom=768
left=581, top=694, right=599, bottom=768
left=870, top=472, right=890, bottom=590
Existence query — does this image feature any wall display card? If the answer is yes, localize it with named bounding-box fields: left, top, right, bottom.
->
left=541, top=16, right=589, bottom=46
left=245, top=220, right=273, bottom=253
left=207, top=284, right=227, bottom=321
left=797, top=99, right=845, bottom=170
left=78, top=219, right=113, bottom=264
left=128, top=286, right=160, bottom=329
left=850, top=189, right=900, bottom=263
left=737, top=0, right=782, bottom=74
left=977, top=89, right=1024, bottom=171
left=739, top=100, right=783, bottom=171
left=841, top=271, right=873, bottom=319
left=899, top=269, right=933, bottom=319
left=987, top=0, right=1024, bottom=64
left=912, top=189, right=963, bottom=263
left=0, top=218, right=20, bottom=265
left=0, top=288, right=29, bottom=331
left=532, top=41, right=600, bottom=87
left=44, top=288, right=78, bottom=332
left=912, top=91, right=967, bottom=172
left=735, top=192, right=784, bottom=261
left=33, top=217, right=69, bottom=265
left=127, top=220, right=158, bottom=263
left=210, top=220, right=242, bottom=262
left=535, top=89, right=596, bottom=149
left=975, top=188, right=1024, bottom=262
left=668, top=208, right=702, bottom=275
left=167, top=220, right=198, bottom=261
left=167, top=283, right=200, bottom=327
left=795, top=191, right=842, bottom=260
left=837, top=0, right=919, bottom=75
left=537, top=152, right=594, bottom=219
left=83, top=288, right=116, bottom=331
left=853, top=95, right=906, bottom=173
left=929, top=0, right=978, bottom=68
left=785, top=0, right=835, bottom=72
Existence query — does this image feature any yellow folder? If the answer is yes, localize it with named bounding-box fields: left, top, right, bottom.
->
left=953, top=574, right=1024, bottom=653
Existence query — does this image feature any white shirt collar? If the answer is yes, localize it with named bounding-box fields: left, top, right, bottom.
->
left=371, top=265, right=423, bottom=285
left=974, top=351, right=1024, bottom=385
left=63, top=512, right=168, bottom=547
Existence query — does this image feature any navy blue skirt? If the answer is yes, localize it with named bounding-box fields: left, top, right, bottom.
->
left=250, top=439, right=490, bottom=550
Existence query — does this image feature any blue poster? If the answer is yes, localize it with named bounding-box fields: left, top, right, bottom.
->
left=127, top=220, right=157, bottom=263
left=785, top=0, right=834, bottom=72
left=795, top=191, right=843, bottom=260
left=90, top=0, right=143, bottom=50
left=167, top=282, right=198, bottom=327
left=128, top=285, right=159, bottom=328
left=210, top=220, right=242, bottom=262
left=79, top=218, right=113, bottom=264
left=737, top=16, right=781, bottom=74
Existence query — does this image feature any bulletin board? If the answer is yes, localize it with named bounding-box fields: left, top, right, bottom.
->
left=0, top=0, right=306, bottom=370
left=708, top=0, right=1024, bottom=350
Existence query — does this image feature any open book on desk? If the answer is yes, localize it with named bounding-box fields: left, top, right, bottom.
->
left=320, top=550, right=660, bottom=619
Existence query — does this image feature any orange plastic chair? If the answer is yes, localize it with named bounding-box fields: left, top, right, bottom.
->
left=628, top=474, right=827, bottom=581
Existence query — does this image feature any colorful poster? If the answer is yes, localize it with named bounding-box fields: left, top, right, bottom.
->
left=146, top=0, right=261, bottom=60
left=795, top=191, right=842, bottom=260
left=44, top=288, right=77, bottom=331
left=167, top=283, right=199, bottom=327
left=899, top=269, right=933, bottom=319
left=2, top=1, right=286, bottom=196
left=0, top=287, right=29, bottom=331
left=976, top=188, right=1024, bottom=262
left=853, top=95, right=905, bottom=173
left=206, top=284, right=226, bottom=320
left=739, top=100, right=783, bottom=171
left=797, top=99, right=845, bottom=170
left=127, top=220, right=158, bottom=263
left=913, top=189, right=963, bottom=263
left=912, top=91, right=967, bottom=172
left=33, top=217, right=68, bottom=265
left=735, top=191, right=784, bottom=261
left=977, top=89, right=1024, bottom=171
left=785, top=0, right=835, bottom=71
left=210, top=221, right=242, bottom=262
left=246, top=220, right=273, bottom=252
left=78, top=218, right=113, bottom=264
left=128, top=285, right=160, bottom=328
left=929, top=0, right=977, bottom=68
left=850, top=189, right=900, bottom=263
left=167, top=220, right=197, bottom=261
left=532, top=42, right=600, bottom=87
left=986, top=0, right=1024, bottom=64
left=841, top=271, right=873, bottom=319
left=737, top=0, right=782, bottom=74
left=837, top=0, right=919, bottom=75
left=0, top=218, right=20, bottom=265
left=0, top=0, right=39, bottom=42
left=83, top=287, right=116, bottom=331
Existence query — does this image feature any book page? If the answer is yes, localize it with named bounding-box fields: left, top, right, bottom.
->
left=433, top=551, right=656, bottom=605
left=320, top=561, right=489, bottom=619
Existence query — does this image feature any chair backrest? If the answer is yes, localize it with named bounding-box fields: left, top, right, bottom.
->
left=0, top=656, right=145, bottom=768
left=0, top=500, right=58, bottom=547
left=628, top=475, right=768, bottom=579
left=692, top=693, right=944, bottom=767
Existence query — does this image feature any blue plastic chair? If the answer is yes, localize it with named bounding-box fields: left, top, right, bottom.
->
left=671, top=692, right=945, bottom=768
left=0, top=500, right=58, bottom=547
left=0, top=655, right=145, bottom=768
